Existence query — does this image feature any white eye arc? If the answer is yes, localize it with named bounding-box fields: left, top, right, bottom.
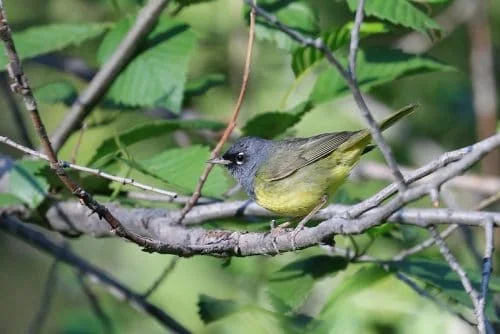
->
left=236, top=152, right=245, bottom=165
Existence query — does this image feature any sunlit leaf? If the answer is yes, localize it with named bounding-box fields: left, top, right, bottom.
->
left=35, top=81, right=78, bottom=106
left=0, top=23, right=109, bottom=68
left=97, top=16, right=196, bottom=112
left=0, top=193, right=25, bottom=207
left=310, top=48, right=455, bottom=104
left=7, top=160, right=50, bottom=209
left=139, top=146, right=229, bottom=197
left=242, top=101, right=314, bottom=139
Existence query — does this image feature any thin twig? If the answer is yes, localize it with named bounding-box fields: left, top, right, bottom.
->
left=0, top=3, right=173, bottom=252
left=428, top=225, right=486, bottom=333
left=143, top=257, right=178, bottom=299
left=71, top=123, right=87, bottom=164
left=50, top=0, right=171, bottom=152
left=0, top=216, right=190, bottom=334
left=392, top=191, right=500, bottom=261
left=479, top=220, right=494, bottom=334
left=27, top=259, right=59, bottom=334
left=77, top=273, right=114, bottom=334
left=348, top=0, right=365, bottom=79
left=176, top=1, right=256, bottom=224
left=0, top=135, right=177, bottom=198
left=243, top=0, right=408, bottom=193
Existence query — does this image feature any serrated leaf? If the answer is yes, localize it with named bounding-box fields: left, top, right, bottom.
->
left=7, top=160, right=50, bottom=209
left=242, top=101, right=314, bottom=139
left=245, top=0, right=319, bottom=51
left=347, top=0, right=441, bottom=34
left=88, top=119, right=225, bottom=166
left=268, top=255, right=348, bottom=312
left=35, top=81, right=78, bottom=106
left=184, top=73, right=225, bottom=98
left=390, top=258, right=500, bottom=320
left=97, top=16, right=196, bottom=112
left=0, top=23, right=109, bottom=68
left=292, top=22, right=389, bottom=77
left=310, top=48, right=454, bottom=104
left=139, top=146, right=229, bottom=197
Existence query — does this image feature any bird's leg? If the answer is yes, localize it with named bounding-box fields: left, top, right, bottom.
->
left=269, top=219, right=291, bottom=254
left=291, top=195, right=328, bottom=250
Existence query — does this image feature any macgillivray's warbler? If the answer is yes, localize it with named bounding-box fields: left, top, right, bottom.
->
left=208, top=104, right=418, bottom=237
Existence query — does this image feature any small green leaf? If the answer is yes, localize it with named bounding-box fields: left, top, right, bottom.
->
left=139, top=146, right=229, bottom=197
left=98, top=16, right=196, bottom=112
left=390, top=258, right=500, bottom=320
left=292, top=22, right=389, bottom=77
left=184, top=73, right=225, bottom=98
left=347, top=0, right=441, bottom=34
left=198, top=294, right=242, bottom=324
left=0, top=23, right=109, bottom=68
left=35, top=81, right=78, bottom=106
left=242, top=101, right=314, bottom=139
left=245, top=0, right=319, bottom=51
left=7, top=160, right=50, bottom=209
left=268, top=255, right=348, bottom=312
left=88, top=119, right=225, bottom=166
left=310, top=48, right=455, bottom=104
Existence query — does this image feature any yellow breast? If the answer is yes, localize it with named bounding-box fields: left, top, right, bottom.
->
left=254, top=146, right=365, bottom=217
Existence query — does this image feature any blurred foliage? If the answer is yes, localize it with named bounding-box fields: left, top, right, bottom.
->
left=0, top=0, right=499, bottom=333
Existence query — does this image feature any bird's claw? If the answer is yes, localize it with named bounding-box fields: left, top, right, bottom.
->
left=269, top=220, right=290, bottom=254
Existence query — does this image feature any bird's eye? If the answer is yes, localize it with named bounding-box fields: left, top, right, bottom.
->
left=236, top=152, right=245, bottom=165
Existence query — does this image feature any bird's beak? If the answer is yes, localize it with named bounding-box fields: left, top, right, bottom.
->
left=207, top=157, right=231, bottom=165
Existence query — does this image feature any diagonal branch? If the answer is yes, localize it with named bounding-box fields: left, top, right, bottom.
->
left=50, top=0, right=171, bottom=152
left=176, top=1, right=256, bottom=224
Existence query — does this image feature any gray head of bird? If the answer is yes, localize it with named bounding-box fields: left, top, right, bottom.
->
left=207, top=136, right=272, bottom=197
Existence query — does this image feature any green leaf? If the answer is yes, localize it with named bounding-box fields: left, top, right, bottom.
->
left=88, top=119, right=225, bottom=166
left=310, top=48, right=455, bottom=104
left=292, top=22, right=389, bottom=77
left=410, top=0, right=449, bottom=3
left=268, top=255, right=348, bottom=312
left=245, top=0, right=319, bottom=51
left=198, top=294, right=243, bottom=324
left=7, top=160, right=50, bottom=209
left=184, top=73, right=225, bottom=98
left=35, top=81, right=78, bottom=106
left=0, top=23, right=109, bottom=68
left=242, top=101, right=314, bottom=139
left=390, top=258, right=500, bottom=320
left=139, top=146, right=229, bottom=197
left=0, top=193, right=25, bottom=207
left=97, top=16, right=196, bottom=112
left=347, top=0, right=441, bottom=34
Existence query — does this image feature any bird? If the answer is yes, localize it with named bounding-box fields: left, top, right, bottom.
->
left=208, top=104, right=417, bottom=239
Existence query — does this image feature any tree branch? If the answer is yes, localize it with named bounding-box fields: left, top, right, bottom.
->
left=49, top=0, right=171, bottom=152
left=0, top=216, right=190, bottom=334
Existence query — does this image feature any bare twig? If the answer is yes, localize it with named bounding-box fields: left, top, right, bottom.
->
left=0, top=216, right=190, bottom=334
left=0, top=3, right=174, bottom=252
left=0, top=135, right=177, bottom=198
left=27, top=259, right=59, bottom=334
left=479, top=220, right=494, bottom=334
left=127, top=191, right=215, bottom=204
left=143, top=257, right=178, bottom=299
left=0, top=72, right=32, bottom=148
left=429, top=225, right=487, bottom=333
left=50, top=0, right=171, bottom=152
left=77, top=273, right=114, bottom=334
left=348, top=0, right=365, bottom=78
left=176, top=1, right=256, bottom=224
left=468, top=0, right=499, bottom=175
left=244, top=0, right=408, bottom=193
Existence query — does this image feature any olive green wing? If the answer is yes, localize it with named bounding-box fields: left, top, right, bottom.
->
left=261, top=131, right=361, bottom=181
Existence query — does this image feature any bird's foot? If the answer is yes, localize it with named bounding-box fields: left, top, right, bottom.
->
left=270, top=220, right=291, bottom=254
